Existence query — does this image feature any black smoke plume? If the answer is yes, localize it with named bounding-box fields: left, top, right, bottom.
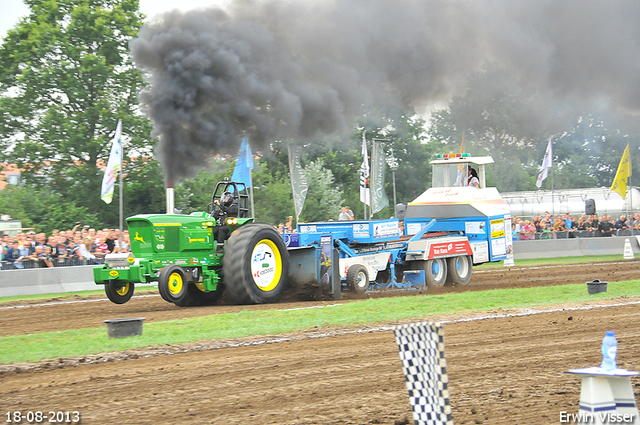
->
left=130, top=0, right=640, bottom=183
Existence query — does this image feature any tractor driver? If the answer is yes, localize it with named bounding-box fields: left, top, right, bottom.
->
left=212, top=191, right=238, bottom=244
left=215, top=192, right=239, bottom=218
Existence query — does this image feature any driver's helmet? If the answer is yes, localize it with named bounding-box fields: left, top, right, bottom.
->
left=221, top=191, right=234, bottom=207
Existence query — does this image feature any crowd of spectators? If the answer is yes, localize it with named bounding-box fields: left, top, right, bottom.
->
left=511, top=212, right=640, bottom=241
left=5, top=212, right=634, bottom=269
left=0, top=223, right=130, bottom=270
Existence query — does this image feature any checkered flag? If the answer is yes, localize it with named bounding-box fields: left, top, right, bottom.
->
left=393, top=322, right=453, bottom=425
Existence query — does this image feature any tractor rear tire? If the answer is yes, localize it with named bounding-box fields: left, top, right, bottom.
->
left=158, top=265, right=188, bottom=304
left=105, top=281, right=135, bottom=304
left=446, top=255, right=473, bottom=286
left=425, top=258, right=448, bottom=288
left=174, top=282, right=223, bottom=307
left=223, top=223, right=289, bottom=304
left=346, top=265, right=369, bottom=295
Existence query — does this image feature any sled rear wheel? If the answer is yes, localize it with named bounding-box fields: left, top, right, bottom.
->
left=446, top=255, right=472, bottom=285
left=425, top=258, right=447, bottom=288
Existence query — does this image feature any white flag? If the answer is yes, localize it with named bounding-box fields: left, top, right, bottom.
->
left=535, top=139, right=552, bottom=188
left=101, top=120, right=122, bottom=204
left=360, top=131, right=370, bottom=206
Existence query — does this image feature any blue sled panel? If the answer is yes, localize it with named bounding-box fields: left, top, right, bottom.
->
left=287, top=246, right=319, bottom=287
left=404, top=270, right=426, bottom=286
left=297, top=219, right=401, bottom=245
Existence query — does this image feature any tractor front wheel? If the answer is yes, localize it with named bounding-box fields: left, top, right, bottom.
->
left=158, top=265, right=188, bottom=304
left=223, top=224, right=289, bottom=304
left=105, top=281, right=135, bottom=304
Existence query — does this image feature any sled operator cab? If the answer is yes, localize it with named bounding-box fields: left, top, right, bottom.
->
left=430, top=153, right=494, bottom=189
left=403, top=154, right=513, bottom=267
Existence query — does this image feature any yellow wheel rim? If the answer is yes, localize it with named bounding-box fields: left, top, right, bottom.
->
left=168, top=272, right=184, bottom=295
left=250, top=239, right=282, bottom=292
left=116, top=283, right=130, bottom=296
left=195, top=281, right=206, bottom=292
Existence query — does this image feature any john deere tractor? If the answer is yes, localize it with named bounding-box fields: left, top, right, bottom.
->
left=94, top=181, right=289, bottom=306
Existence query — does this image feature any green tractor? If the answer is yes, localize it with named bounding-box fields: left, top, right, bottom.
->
left=94, top=181, right=289, bottom=306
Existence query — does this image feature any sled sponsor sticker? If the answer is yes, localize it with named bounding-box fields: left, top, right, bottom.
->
left=491, top=238, right=507, bottom=256
left=373, top=221, right=400, bottom=239
left=353, top=223, right=370, bottom=238
left=428, top=240, right=472, bottom=258
left=490, top=219, right=505, bottom=238
left=471, top=241, right=489, bottom=263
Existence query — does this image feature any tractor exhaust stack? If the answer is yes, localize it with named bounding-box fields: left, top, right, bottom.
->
left=166, top=178, right=175, bottom=214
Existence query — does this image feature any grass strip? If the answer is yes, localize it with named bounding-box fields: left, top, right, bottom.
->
left=2, top=279, right=639, bottom=364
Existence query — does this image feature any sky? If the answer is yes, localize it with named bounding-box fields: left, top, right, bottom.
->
left=0, top=0, right=230, bottom=39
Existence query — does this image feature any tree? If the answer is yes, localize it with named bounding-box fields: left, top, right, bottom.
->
left=299, top=160, right=343, bottom=222
left=0, top=0, right=153, bottom=227
left=253, top=170, right=294, bottom=226
left=0, top=185, right=98, bottom=234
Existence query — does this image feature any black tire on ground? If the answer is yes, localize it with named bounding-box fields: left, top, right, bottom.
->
left=425, top=258, right=448, bottom=288
left=105, top=281, right=135, bottom=304
left=223, top=223, right=289, bottom=304
left=446, top=255, right=473, bottom=285
left=174, top=282, right=224, bottom=307
left=346, top=265, right=369, bottom=295
left=158, top=265, right=188, bottom=304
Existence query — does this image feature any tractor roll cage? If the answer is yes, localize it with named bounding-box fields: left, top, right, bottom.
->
left=210, top=180, right=250, bottom=218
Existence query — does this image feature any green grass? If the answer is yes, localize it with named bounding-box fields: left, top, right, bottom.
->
left=2, top=279, right=639, bottom=365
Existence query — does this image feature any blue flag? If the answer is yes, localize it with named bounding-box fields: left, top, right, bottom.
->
left=231, top=136, right=254, bottom=188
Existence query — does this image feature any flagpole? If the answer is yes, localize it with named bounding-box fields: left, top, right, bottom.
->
left=363, top=129, right=366, bottom=220
left=247, top=134, right=255, bottom=218
left=360, top=129, right=369, bottom=220
left=551, top=160, right=554, bottom=217
left=249, top=166, right=255, bottom=218
left=119, top=129, right=123, bottom=238
left=628, top=148, right=632, bottom=229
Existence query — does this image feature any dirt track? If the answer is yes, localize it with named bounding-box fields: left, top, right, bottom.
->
left=1, top=261, right=638, bottom=337
left=1, top=261, right=640, bottom=424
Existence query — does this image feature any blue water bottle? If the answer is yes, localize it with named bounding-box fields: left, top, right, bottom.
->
left=601, top=331, right=618, bottom=371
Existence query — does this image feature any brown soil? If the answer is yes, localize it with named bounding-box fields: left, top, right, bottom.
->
left=1, top=261, right=639, bottom=424
left=1, top=261, right=637, bottom=337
